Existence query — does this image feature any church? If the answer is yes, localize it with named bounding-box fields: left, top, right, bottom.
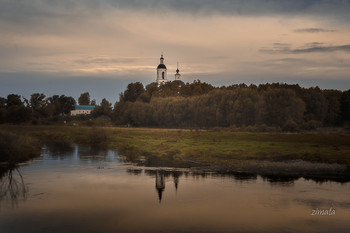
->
left=156, top=54, right=181, bottom=85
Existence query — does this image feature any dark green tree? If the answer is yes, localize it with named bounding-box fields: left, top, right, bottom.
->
left=120, top=82, right=145, bottom=102
left=6, top=94, right=30, bottom=123
left=92, top=98, right=112, bottom=118
left=263, top=89, right=305, bottom=130
left=0, top=97, right=6, bottom=123
left=78, top=92, right=90, bottom=105
left=30, top=93, right=47, bottom=120
left=46, top=95, right=76, bottom=117
left=341, top=89, right=350, bottom=125
left=323, top=90, right=342, bottom=126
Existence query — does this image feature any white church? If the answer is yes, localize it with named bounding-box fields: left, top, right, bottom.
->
left=156, top=54, right=181, bottom=85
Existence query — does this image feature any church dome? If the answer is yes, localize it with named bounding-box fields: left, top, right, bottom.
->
left=157, top=64, right=167, bottom=69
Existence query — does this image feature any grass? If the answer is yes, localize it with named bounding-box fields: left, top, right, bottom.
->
left=110, top=129, right=350, bottom=168
left=0, top=130, right=41, bottom=165
left=1, top=125, right=350, bottom=171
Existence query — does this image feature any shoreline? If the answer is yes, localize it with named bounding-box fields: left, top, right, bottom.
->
left=1, top=125, right=349, bottom=182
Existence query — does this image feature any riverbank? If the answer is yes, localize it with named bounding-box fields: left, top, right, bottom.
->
left=0, top=130, right=41, bottom=166
left=1, top=125, right=350, bottom=180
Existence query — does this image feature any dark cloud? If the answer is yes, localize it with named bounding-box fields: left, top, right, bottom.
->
left=294, top=28, right=336, bottom=33
left=293, top=45, right=350, bottom=53
left=261, top=43, right=350, bottom=54
left=1, top=0, right=350, bottom=22
left=106, top=0, right=350, bottom=16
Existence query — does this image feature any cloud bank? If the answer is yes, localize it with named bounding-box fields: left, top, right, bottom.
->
left=261, top=43, right=350, bottom=54
left=294, top=28, right=336, bottom=33
left=1, top=0, right=350, bottom=22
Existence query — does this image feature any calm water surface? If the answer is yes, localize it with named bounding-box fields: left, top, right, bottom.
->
left=0, top=145, right=349, bottom=233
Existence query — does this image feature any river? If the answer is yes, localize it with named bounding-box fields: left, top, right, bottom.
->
left=0, top=145, right=349, bottom=233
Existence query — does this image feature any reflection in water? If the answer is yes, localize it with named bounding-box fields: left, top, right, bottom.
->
left=0, top=167, right=27, bottom=206
left=127, top=168, right=142, bottom=176
left=173, top=171, right=180, bottom=191
left=1, top=145, right=349, bottom=233
left=43, top=142, right=74, bottom=159
left=155, top=171, right=165, bottom=202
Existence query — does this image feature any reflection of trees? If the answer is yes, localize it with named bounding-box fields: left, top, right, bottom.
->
left=77, top=146, right=110, bottom=162
left=0, top=167, right=27, bottom=206
left=127, top=169, right=142, bottom=176
left=44, top=142, right=74, bottom=159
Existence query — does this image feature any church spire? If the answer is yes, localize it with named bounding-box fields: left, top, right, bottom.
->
left=175, top=62, right=181, bottom=80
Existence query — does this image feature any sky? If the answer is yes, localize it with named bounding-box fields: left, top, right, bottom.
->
left=1, top=0, right=350, bottom=103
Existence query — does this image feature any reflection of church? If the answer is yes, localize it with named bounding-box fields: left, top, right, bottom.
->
left=156, top=54, right=181, bottom=86
left=155, top=171, right=165, bottom=202
left=154, top=170, right=180, bottom=203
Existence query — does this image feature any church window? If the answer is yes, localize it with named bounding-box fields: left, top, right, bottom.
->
left=162, top=72, right=164, bottom=79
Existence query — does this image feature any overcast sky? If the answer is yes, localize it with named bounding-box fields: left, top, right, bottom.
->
left=1, top=0, right=350, bottom=103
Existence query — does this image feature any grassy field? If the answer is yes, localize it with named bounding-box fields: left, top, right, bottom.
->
left=1, top=125, right=350, bottom=169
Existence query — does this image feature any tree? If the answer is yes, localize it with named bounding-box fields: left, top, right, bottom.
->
left=323, top=90, right=342, bottom=126
left=6, top=94, right=22, bottom=107
left=60, top=95, right=76, bottom=115
left=341, top=89, right=350, bottom=125
left=92, top=98, right=112, bottom=118
left=6, top=94, right=30, bottom=123
left=46, top=95, right=76, bottom=117
left=263, top=89, right=305, bottom=130
left=0, top=97, right=6, bottom=123
left=78, top=92, right=90, bottom=105
left=299, top=87, right=327, bottom=125
left=30, top=93, right=47, bottom=120
left=0, top=97, right=5, bottom=108
left=120, top=82, right=145, bottom=102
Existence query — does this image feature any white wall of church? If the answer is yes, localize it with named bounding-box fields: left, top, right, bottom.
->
left=157, top=68, right=167, bottom=83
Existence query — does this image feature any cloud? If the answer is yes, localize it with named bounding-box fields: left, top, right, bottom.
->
left=74, top=56, right=138, bottom=65
left=260, top=43, right=350, bottom=54
left=294, top=28, right=336, bottom=33
left=1, top=0, right=350, bottom=23
left=106, top=0, right=350, bottom=17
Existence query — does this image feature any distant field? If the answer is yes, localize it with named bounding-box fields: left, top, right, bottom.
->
left=1, top=125, right=350, bottom=167
left=110, top=127, right=350, bottom=168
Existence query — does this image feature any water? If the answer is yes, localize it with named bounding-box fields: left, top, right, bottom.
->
left=0, top=145, right=349, bottom=233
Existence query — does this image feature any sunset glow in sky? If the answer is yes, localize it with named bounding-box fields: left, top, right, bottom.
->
left=1, top=0, right=350, bottom=102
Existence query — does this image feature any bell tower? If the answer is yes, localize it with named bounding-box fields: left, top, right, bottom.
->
left=157, top=54, right=168, bottom=85
left=175, top=62, right=181, bottom=80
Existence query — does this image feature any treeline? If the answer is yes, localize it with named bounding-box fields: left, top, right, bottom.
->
left=114, top=81, right=350, bottom=130
left=0, top=92, right=112, bottom=124
left=1, top=80, right=350, bottom=130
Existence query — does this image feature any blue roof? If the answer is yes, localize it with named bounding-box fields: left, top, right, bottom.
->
left=75, top=105, right=95, bottom=110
